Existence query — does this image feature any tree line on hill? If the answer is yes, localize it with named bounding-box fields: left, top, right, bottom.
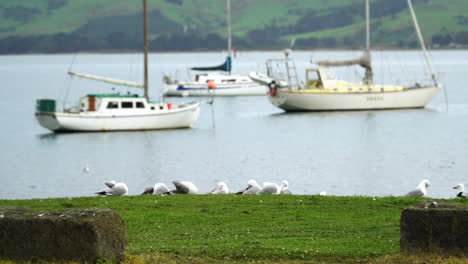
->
left=2, top=29, right=468, bottom=54
left=1, top=0, right=467, bottom=54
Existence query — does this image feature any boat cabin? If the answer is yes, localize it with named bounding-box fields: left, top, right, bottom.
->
left=305, top=68, right=339, bottom=89
left=78, top=94, right=171, bottom=113
left=193, top=73, right=252, bottom=84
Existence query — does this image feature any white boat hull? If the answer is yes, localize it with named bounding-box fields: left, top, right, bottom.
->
left=36, top=102, right=200, bottom=132
left=269, top=85, right=442, bottom=111
left=163, top=83, right=267, bottom=97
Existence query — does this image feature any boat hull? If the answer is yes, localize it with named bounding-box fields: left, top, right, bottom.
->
left=269, top=85, right=442, bottom=111
left=163, top=83, right=267, bottom=97
left=36, top=102, right=200, bottom=132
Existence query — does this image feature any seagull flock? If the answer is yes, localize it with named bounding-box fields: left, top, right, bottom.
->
left=95, top=179, right=291, bottom=196
left=95, top=178, right=466, bottom=198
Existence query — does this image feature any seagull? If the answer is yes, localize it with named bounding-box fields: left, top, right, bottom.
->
left=141, top=183, right=170, bottom=195
left=404, top=179, right=430, bottom=197
left=95, top=182, right=128, bottom=196
left=83, top=164, right=91, bottom=173
left=279, top=180, right=292, bottom=194
left=453, top=183, right=467, bottom=198
left=258, top=182, right=280, bottom=194
left=236, top=179, right=262, bottom=195
left=209, top=182, right=229, bottom=194
left=167, top=180, right=198, bottom=195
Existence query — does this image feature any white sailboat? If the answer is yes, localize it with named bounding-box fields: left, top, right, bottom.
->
left=162, top=0, right=267, bottom=97
left=35, top=0, right=200, bottom=132
left=250, top=0, right=443, bottom=111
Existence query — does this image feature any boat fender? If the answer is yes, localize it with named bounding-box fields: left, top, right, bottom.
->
left=268, top=81, right=278, bottom=97
left=207, top=80, right=216, bottom=89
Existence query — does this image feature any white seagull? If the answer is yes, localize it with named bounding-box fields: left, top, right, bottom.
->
left=83, top=164, right=91, bottom=173
left=142, top=183, right=170, bottom=195
left=95, top=182, right=128, bottom=196
left=280, top=180, right=292, bottom=194
left=453, top=183, right=467, bottom=198
left=236, top=179, right=262, bottom=195
left=258, top=182, right=280, bottom=194
left=209, top=182, right=229, bottom=194
left=168, top=180, right=198, bottom=194
left=405, top=179, right=430, bottom=197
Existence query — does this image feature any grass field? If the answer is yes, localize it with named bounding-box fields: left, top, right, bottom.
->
left=1, top=195, right=467, bottom=263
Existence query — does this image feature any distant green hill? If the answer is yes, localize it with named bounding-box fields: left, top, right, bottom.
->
left=0, top=0, right=467, bottom=53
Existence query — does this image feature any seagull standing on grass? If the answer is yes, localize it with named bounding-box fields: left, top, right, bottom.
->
left=209, top=182, right=229, bottom=194
left=141, top=183, right=170, bottom=195
left=167, top=180, right=198, bottom=195
left=236, top=179, right=262, bottom=194
left=280, top=180, right=292, bottom=194
left=95, top=182, right=128, bottom=196
left=258, top=182, right=280, bottom=194
left=453, top=184, right=467, bottom=198
left=404, top=179, right=430, bottom=197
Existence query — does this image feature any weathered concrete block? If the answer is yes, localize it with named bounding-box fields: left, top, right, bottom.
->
left=400, top=201, right=468, bottom=255
left=0, top=206, right=127, bottom=263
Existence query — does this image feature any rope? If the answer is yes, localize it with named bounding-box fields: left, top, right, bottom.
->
left=62, top=5, right=97, bottom=109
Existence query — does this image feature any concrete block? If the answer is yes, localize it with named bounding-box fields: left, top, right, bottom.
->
left=400, top=201, right=468, bottom=255
left=0, top=206, right=127, bottom=263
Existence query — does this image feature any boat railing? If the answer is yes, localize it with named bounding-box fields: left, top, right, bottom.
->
left=61, top=100, right=80, bottom=113
left=266, top=58, right=300, bottom=90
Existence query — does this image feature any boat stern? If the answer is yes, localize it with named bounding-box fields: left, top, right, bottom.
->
left=35, top=99, right=62, bottom=131
left=35, top=112, right=63, bottom=131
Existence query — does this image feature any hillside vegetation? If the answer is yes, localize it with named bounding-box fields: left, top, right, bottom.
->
left=0, top=0, right=467, bottom=53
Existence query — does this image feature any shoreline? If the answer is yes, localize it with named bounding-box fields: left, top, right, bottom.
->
left=1, top=48, right=467, bottom=56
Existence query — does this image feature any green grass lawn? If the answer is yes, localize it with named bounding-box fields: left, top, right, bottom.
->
left=1, top=195, right=467, bottom=263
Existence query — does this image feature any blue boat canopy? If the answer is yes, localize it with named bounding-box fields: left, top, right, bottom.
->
left=191, top=56, right=232, bottom=72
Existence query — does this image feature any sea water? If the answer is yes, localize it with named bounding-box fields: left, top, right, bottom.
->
left=0, top=50, right=467, bottom=199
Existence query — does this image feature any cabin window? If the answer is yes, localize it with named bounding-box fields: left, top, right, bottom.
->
left=136, top=102, right=145, bottom=108
left=107, top=101, right=119, bottom=109
left=121, top=102, right=133, bottom=108
left=306, top=71, right=321, bottom=88
left=323, top=70, right=337, bottom=80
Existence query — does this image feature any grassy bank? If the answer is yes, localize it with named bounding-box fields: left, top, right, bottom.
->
left=0, top=195, right=467, bottom=263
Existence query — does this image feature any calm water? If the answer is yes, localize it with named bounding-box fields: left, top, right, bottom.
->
left=1, top=50, right=467, bottom=199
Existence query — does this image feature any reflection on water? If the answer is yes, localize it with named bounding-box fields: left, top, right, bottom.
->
left=1, top=51, right=468, bottom=199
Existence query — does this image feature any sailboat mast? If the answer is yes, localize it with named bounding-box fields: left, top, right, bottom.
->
left=226, top=0, right=232, bottom=75
left=143, top=0, right=149, bottom=99
left=366, top=0, right=370, bottom=50
left=226, top=0, right=232, bottom=58
left=364, top=0, right=373, bottom=84
left=407, top=0, right=438, bottom=86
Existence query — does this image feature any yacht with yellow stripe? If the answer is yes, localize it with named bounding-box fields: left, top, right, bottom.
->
left=250, top=0, right=443, bottom=112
